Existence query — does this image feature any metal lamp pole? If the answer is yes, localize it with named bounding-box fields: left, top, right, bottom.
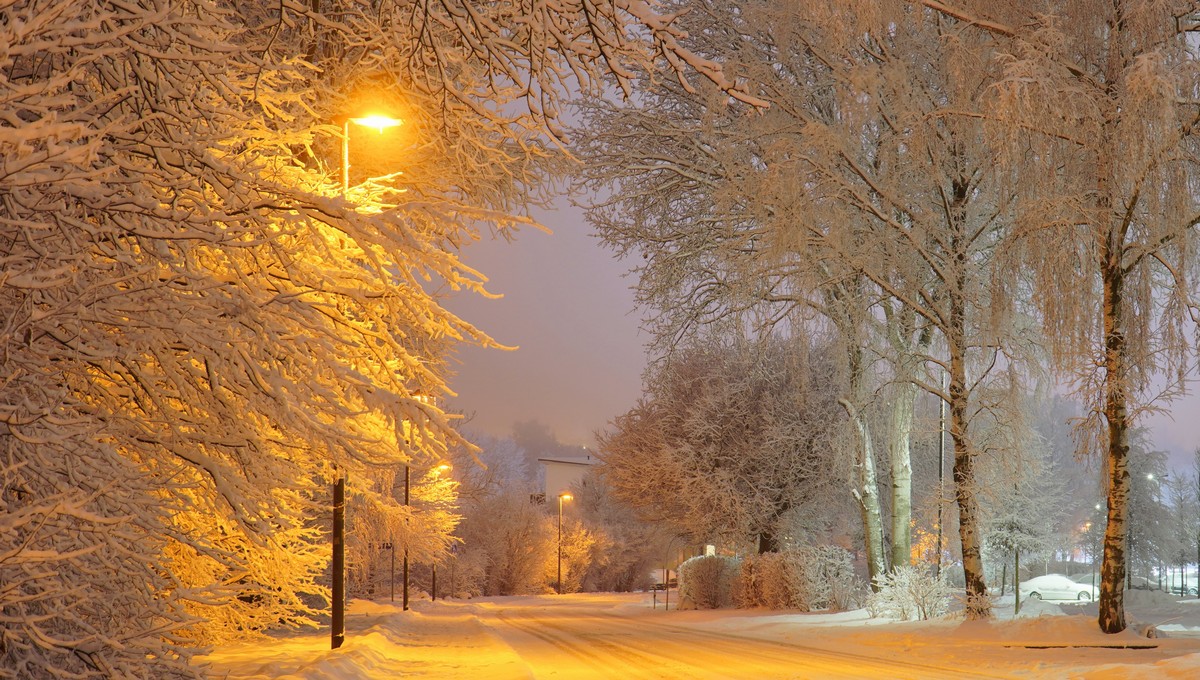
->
left=557, top=493, right=572, bottom=594
left=332, top=475, right=345, bottom=649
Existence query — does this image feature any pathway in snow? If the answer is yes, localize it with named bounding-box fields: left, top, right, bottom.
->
left=472, top=595, right=1008, bottom=679
left=200, top=591, right=1200, bottom=679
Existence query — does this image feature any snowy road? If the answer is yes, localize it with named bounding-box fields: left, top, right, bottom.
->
left=473, top=595, right=1007, bottom=679
left=202, top=592, right=1200, bottom=679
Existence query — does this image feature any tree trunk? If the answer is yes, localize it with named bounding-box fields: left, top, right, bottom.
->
left=1098, top=256, right=1130, bottom=634
left=840, top=398, right=886, bottom=590
left=888, top=381, right=916, bottom=570
left=948, top=282, right=990, bottom=618
left=1014, top=549, right=1021, bottom=617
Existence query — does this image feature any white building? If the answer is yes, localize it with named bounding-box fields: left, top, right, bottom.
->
left=537, top=454, right=597, bottom=500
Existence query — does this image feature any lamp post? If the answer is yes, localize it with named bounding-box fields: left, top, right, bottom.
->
left=332, top=474, right=345, bottom=649
left=331, top=114, right=402, bottom=648
left=557, top=492, right=573, bottom=594
left=341, top=115, right=403, bottom=196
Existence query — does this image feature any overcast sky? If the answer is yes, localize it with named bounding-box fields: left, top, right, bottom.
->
left=445, top=201, right=647, bottom=449
left=446, top=201, right=1200, bottom=469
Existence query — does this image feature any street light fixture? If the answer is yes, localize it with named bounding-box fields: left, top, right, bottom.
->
left=557, top=492, right=573, bottom=595
left=342, top=114, right=403, bottom=195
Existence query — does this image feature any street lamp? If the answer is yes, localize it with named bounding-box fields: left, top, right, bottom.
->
left=342, top=115, right=403, bottom=196
left=332, top=473, right=345, bottom=650
left=557, top=492, right=573, bottom=594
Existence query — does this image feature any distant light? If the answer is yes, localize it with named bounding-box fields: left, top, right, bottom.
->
left=559, top=492, right=573, bottom=501
left=350, top=115, right=403, bottom=133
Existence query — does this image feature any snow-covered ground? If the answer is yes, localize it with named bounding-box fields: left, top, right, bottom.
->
left=199, top=590, right=1200, bottom=679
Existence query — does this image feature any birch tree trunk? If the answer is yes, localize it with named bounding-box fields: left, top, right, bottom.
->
left=841, top=398, right=886, bottom=589
left=1098, top=203, right=1131, bottom=635
left=948, top=350, right=988, bottom=617
left=839, top=330, right=886, bottom=592
left=888, top=380, right=916, bottom=570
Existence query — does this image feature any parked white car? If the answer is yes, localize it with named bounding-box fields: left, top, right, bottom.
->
left=1020, top=574, right=1099, bottom=601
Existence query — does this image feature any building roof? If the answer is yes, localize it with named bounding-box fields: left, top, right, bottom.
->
left=536, top=455, right=597, bottom=467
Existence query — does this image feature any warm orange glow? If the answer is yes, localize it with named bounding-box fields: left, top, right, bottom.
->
left=350, top=115, right=403, bottom=133
left=559, top=493, right=573, bottom=501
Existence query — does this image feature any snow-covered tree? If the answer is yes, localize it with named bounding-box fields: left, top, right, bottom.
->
left=573, top=467, right=669, bottom=593
left=1163, top=470, right=1198, bottom=589
left=598, top=333, right=844, bottom=553
left=2, top=0, right=764, bottom=674
left=913, top=0, right=1200, bottom=634
left=575, top=1, right=1026, bottom=616
left=347, top=463, right=459, bottom=599
left=1123, top=436, right=1171, bottom=584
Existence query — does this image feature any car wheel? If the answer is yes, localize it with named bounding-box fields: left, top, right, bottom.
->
left=1078, top=591, right=1091, bottom=601
left=1029, top=592, right=1041, bottom=600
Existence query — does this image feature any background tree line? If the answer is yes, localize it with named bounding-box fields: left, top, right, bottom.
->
left=574, top=0, right=1200, bottom=630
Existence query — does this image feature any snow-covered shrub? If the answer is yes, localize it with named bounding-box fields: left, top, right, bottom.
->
left=867, top=566, right=953, bottom=621
left=678, top=555, right=741, bottom=609
left=736, top=546, right=861, bottom=611
left=456, top=488, right=555, bottom=596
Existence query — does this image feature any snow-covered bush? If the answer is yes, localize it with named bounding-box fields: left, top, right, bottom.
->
left=867, top=566, right=953, bottom=621
left=736, top=546, right=861, bottom=611
left=456, top=488, right=556, bottom=596
left=678, top=555, right=741, bottom=609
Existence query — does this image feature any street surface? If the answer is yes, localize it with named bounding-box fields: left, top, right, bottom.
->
left=201, top=592, right=1200, bottom=679
left=464, top=594, right=1009, bottom=679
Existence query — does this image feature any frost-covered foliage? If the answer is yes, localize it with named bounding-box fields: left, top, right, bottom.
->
left=3, top=0, right=751, bottom=673
left=347, top=466, right=460, bottom=599
left=1, top=0, right=491, bottom=669
left=451, top=486, right=553, bottom=597
left=555, top=520, right=599, bottom=595
left=867, top=566, right=953, bottom=622
left=677, top=555, right=741, bottom=610
left=736, top=546, right=861, bottom=612
left=573, top=468, right=665, bottom=593
left=599, top=335, right=842, bottom=552
left=574, top=0, right=1026, bottom=619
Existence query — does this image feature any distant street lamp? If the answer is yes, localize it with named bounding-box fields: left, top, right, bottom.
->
left=557, top=492, right=573, bottom=594
left=342, top=115, right=403, bottom=196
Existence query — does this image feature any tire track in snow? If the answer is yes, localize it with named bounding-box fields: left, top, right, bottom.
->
left=485, top=601, right=1013, bottom=679
left=588, top=609, right=1014, bottom=679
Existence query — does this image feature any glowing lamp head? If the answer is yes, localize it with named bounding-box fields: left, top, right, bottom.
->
left=350, top=115, right=403, bottom=133
left=559, top=493, right=573, bottom=501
